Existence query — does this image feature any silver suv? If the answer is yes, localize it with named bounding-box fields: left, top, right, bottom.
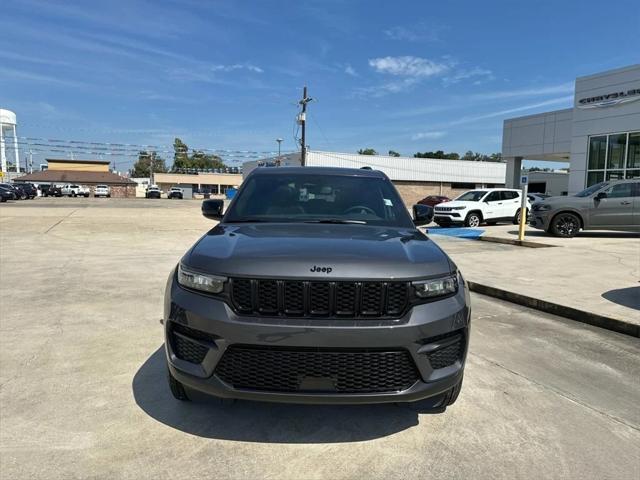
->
left=530, top=180, right=640, bottom=237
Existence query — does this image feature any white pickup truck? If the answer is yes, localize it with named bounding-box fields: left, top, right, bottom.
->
left=61, top=184, right=90, bottom=197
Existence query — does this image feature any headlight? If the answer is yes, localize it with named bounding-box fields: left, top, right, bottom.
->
left=450, top=206, right=466, bottom=210
left=412, top=274, right=458, bottom=298
left=177, top=264, right=226, bottom=294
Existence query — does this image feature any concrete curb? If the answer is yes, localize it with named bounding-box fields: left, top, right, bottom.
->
left=478, top=236, right=556, bottom=248
left=467, top=281, right=639, bottom=338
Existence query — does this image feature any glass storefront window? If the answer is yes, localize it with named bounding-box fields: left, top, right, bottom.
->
left=588, top=136, right=607, bottom=170
left=586, top=131, right=639, bottom=187
left=606, top=133, right=627, bottom=169
left=587, top=171, right=604, bottom=187
left=628, top=132, right=640, bottom=169
left=605, top=170, right=625, bottom=181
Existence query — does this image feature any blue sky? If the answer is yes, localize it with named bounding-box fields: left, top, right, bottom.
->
left=1, top=0, right=638, bottom=169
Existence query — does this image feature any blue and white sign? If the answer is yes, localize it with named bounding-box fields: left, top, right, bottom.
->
left=520, top=175, right=528, bottom=185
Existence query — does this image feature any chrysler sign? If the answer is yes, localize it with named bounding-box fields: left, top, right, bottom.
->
left=577, top=88, right=640, bottom=109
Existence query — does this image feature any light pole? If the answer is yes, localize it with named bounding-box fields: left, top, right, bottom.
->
left=276, top=138, right=283, bottom=166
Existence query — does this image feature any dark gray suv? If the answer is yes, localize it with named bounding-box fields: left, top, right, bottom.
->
left=164, top=167, right=470, bottom=411
left=530, top=180, right=640, bottom=237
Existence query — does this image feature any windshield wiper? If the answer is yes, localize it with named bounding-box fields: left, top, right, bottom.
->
left=303, top=219, right=367, bottom=224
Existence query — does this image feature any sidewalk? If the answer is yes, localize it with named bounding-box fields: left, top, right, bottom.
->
left=427, top=225, right=640, bottom=336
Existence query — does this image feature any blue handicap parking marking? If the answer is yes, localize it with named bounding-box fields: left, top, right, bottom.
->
left=426, top=226, right=485, bottom=239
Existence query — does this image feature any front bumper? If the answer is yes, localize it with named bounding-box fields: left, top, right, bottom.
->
left=164, top=271, right=471, bottom=404
left=434, top=213, right=464, bottom=226
left=529, top=210, right=552, bottom=230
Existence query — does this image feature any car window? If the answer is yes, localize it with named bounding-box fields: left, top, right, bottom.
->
left=605, top=183, right=633, bottom=198
left=575, top=182, right=608, bottom=197
left=455, top=190, right=487, bottom=202
left=485, top=191, right=501, bottom=202
left=226, top=173, right=413, bottom=227
left=502, top=191, right=518, bottom=200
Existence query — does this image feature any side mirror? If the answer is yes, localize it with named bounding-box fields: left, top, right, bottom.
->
left=413, top=204, right=434, bottom=226
left=202, top=199, right=224, bottom=220
left=595, top=191, right=607, bottom=200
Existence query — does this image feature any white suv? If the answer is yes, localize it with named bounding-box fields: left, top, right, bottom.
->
left=434, top=188, right=530, bottom=228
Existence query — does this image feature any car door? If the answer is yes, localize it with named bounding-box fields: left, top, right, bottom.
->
left=589, top=182, right=634, bottom=228
left=501, top=190, right=521, bottom=218
left=482, top=191, right=503, bottom=220
left=632, top=182, right=640, bottom=229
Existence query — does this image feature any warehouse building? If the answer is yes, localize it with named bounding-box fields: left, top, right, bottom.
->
left=14, top=159, right=137, bottom=197
left=244, top=151, right=506, bottom=206
left=153, top=171, right=243, bottom=196
left=503, top=64, right=640, bottom=194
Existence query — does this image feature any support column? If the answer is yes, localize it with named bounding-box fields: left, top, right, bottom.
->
left=12, top=125, right=19, bottom=173
left=505, top=156, right=522, bottom=188
left=0, top=126, right=6, bottom=173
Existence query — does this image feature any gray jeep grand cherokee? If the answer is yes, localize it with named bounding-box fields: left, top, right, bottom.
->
left=164, top=167, right=470, bottom=411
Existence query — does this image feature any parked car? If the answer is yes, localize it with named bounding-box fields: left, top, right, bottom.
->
left=434, top=188, right=531, bottom=228
left=0, top=183, right=19, bottom=200
left=94, top=185, right=111, bottom=198
left=165, top=167, right=468, bottom=412
left=167, top=186, right=183, bottom=199
left=529, top=180, right=640, bottom=237
left=527, top=193, right=550, bottom=204
left=146, top=186, right=162, bottom=199
left=41, top=184, right=63, bottom=197
left=0, top=184, right=15, bottom=202
left=61, top=184, right=90, bottom=197
left=14, top=183, right=37, bottom=199
left=418, top=195, right=451, bottom=207
left=9, top=184, right=27, bottom=200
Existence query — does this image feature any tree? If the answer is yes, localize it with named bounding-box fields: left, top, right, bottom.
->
left=357, top=148, right=377, bottom=155
left=414, top=150, right=459, bottom=159
left=171, top=137, right=226, bottom=171
left=388, top=150, right=401, bottom=157
left=130, top=151, right=167, bottom=177
left=173, top=138, right=189, bottom=169
left=461, top=151, right=504, bottom=162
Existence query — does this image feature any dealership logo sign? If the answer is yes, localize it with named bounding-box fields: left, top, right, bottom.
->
left=577, top=88, right=640, bottom=109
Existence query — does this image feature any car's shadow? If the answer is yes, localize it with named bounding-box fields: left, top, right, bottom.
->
left=508, top=230, right=640, bottom=239
left=132, top=347, right=421, bottom=443
left=602, top=286, right=640, bottom=311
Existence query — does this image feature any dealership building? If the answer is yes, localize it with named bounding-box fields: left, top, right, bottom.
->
left=503, top=64, right=640, bottom=194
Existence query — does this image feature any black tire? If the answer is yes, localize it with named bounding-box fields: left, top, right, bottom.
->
left=512, top=208, right=527, bottom=225
left=550, top=212, right=581, bottom=238
left=167, top=367, right=190, bottom=401
left=464, top=212, right=482, bottom=228
left=71, top=192, right=76, bottom=197
left=107, top=194, right=110, bottom=198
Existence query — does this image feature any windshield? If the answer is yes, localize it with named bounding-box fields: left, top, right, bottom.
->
left=225, top=173, right=414, bottom=227
left=455, top=190, right=488, bottom=202
left=575, top=182, right=608, bottom=197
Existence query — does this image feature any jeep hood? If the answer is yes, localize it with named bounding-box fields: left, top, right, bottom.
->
left=184, top=223, right=453, bottom=280
left=436, top=200, right=477, bottom=209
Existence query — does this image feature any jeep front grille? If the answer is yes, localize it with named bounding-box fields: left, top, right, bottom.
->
left=230, top=278, right=409, bottom=318
left=214, top=345, right=419, bottom=393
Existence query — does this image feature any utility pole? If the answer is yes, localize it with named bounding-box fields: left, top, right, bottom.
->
left=276, top=138, right=283, bottom=166
left=298, top=86, right=312, bottom=166
left=149, top=152, right=154, bottom=186
left=29, top=149, right=33, bottom=174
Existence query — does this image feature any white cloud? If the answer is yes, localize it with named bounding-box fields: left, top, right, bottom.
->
left=352, top=78, right=420, bottom=98
left=210, top=63, right=263, bottom=73
left=368, top=56, right=451, bottom=77
left=344, top=64, right=358, bottom=77
left=384, top=24, right=446, bottom=42
left=446, top=96, right=574, bottom=126
left=443, top=67, right=494, bottom=86
left=411, top=131, right=447, bottom=141
left=470, top=83, right=575, bottom=100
